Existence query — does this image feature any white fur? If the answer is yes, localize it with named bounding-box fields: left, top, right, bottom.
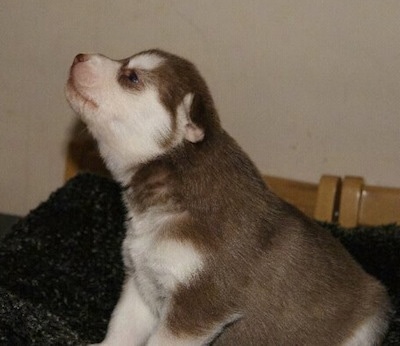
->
left=66, top=53, right=173, bottom=184
left=126, top=208, right=204, bottom=293
left=100, top=276, right=157, bottom=346
left=93, top=85, right=173, bottom=184
left=128, top=53, right=165, bottom=70
left=99, top=208, right=204, bottom=345
left=342, top=312, right=388, bottom=346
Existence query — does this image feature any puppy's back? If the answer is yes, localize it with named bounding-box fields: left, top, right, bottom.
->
left=169, top=132, right=391, bottom=345
left=212, top=212, right=391, bottom=345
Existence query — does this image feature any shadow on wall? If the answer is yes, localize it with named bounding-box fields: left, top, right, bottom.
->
left=64, top=120, right=110, bottom=181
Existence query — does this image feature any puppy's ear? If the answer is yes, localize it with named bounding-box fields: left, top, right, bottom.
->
left=182, top=93, right=204, bottom=143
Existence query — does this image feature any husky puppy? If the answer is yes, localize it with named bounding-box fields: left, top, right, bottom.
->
left=66, top=49, right=390, bottom=346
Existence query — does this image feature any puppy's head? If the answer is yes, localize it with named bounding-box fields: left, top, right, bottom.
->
left=65, top=49, right=219, bottom=178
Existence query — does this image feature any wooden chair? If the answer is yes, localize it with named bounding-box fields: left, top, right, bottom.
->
left=65, top=134, right=109, bottom=181
left=65, top=134, right=340, bottom=223
left=338, top=176, right=400, bottom=227
left=264, top=175, right=341, bottom=222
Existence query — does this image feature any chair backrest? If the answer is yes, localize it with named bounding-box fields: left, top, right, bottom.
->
left=65, top=133, right=340, bottom=223
left=264, top=175, right=341, bottom=223
left=338, top=176, right=400, bottom=227
left=65, top=134, right=109, bottom=181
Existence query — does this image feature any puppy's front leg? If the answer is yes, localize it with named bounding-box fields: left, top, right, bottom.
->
left=98, top=275, right=157, bottom=346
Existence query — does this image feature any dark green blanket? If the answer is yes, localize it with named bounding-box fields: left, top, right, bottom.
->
left=0, top=174, right=398, bottom=345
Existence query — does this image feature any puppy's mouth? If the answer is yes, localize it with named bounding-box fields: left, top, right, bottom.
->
left=66, top=77, right=99, bottom=110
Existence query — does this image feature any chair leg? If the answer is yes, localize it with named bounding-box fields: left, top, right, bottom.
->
left=338, top=176, right=364, bottom=228
left=314, top=175, right=341, bottom=223
left=64, top=143, right=80, bottom=182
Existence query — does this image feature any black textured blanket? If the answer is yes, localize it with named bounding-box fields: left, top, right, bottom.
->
left=0, top=174, right=398, bottom=345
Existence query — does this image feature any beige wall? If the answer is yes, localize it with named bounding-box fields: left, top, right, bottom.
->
left=1, top=0, right=399, bottom=216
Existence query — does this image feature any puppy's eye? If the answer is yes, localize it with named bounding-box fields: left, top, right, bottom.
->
left=127, top=71, right=139, bottom=83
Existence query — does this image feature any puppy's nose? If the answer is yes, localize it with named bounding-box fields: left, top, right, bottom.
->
left=72, top=53, right=90, bottom=66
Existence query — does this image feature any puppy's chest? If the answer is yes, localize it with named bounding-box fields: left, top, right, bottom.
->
left=123, top=208, right=204, bottom=314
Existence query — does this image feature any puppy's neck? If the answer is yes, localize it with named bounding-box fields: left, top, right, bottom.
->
left=124, top=130, right=268, bottom=224
left=120, top=131, right=217, bottom=211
